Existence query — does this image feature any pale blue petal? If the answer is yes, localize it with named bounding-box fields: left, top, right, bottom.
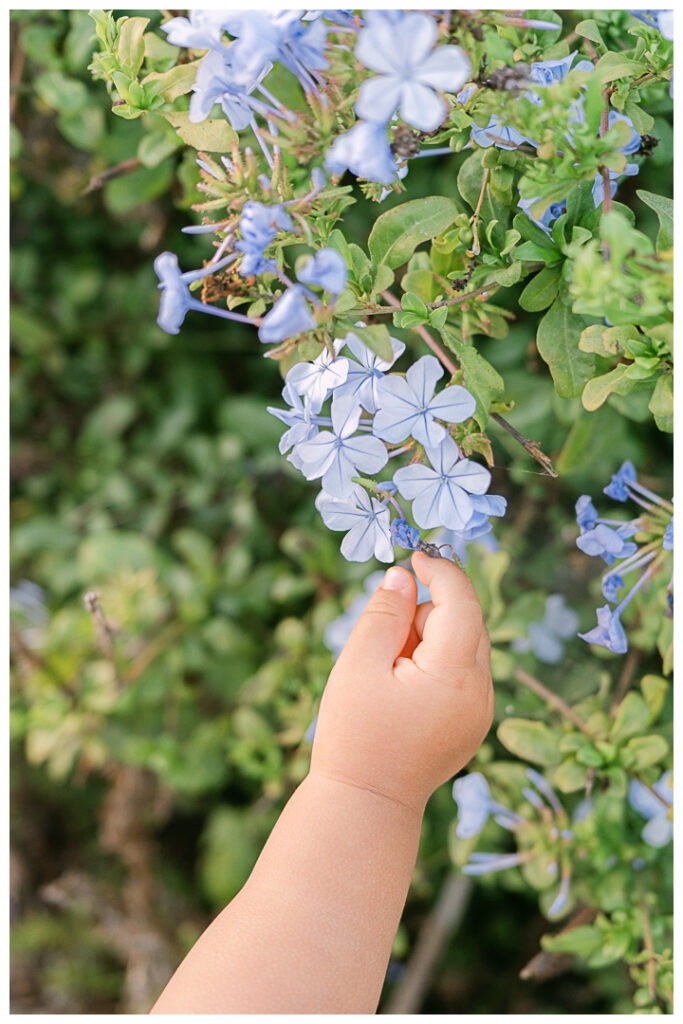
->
left=405, top=354, right=443, bottom=406
left=355, top=75, right=403, bottom=124
left=393, top=463, right=439, bottom=501
left=416, top=44, right=471, bottom=91
left=399, top=80, right=447, bottom=132
left=429, top=384, right=476, bottom=425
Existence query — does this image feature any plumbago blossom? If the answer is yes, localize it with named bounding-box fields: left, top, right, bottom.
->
left=575, top=461, right=673, bottom=655
left=453, top=770, right=574, bottom=919
left=266, top=341, right=505, bottom=561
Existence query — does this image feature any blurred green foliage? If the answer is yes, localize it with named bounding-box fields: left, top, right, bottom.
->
left=10, top=10, right=672, bottom=1014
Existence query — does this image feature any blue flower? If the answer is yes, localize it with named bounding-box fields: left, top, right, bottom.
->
left=354, top=11, right=471, bottom=132
left=373, top=354, right=476, bottom=448
left=512, top=595, right=580, bottom=664
left=271, top=11, right=330, bottom=77
left=547, top=873, right=572, bottom=918
left=601, top=573, right=625, bottom=603
left=592, top=163, right=640, bottom=207
left=154, top=251, right=252, bottom=335
left=452, top=772, right=523, bottom=838
left=294, top=395, right=389, bottom=498
left=527, top=52, right=593, bottom=87
left=189, top=49, right=269, bottom=129
left=325, top=120, right=399, bottom=185
left=334, top=329, right=405, bottom=413
left=517, top=196, right=566, bottom=236
left=578, top=605, right=628, bottom=654
left=471, top=117, right=534, bottom=150
left=236, top=201, right=293, bottom=277
left=284, top=342, right=349, bottom=408
left=630, top=10, right=674, bottom=40
left=393, top=436, right=491, bottom=532
left=267, top=382, right=321, bottom=454
left=575, top=495, right=599, bottom=531
left=297, top=248, right=348, bottom=295
left=315, top=485, right=393, bottom=563
left=663, top=517, right=673, bottom=551
left=161, top=10, right=229, bottom=50
left=258, top=285, right=317, bottom=345
left=628, top=770, right=673, bottom=847
left=576, top=523, right=638, bottom=563
left=390, top=518, right=421, bottom=551
left=604, top=460, right=638, bottom=502
left=462, top=852, right=528, bottom=875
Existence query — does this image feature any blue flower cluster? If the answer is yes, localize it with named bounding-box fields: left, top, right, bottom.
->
left=162, top=10, right=337, bottom=167
left=511, top=594, right=579, bottom=664
left=576, top=461, right=673, bottom=654
left=323, top=10, right=472, bottom=187
left=453, top=769, right=574, bottom=918
left=268, top=341, right=506, bottom=562
left=459, top=50, right=642, bottom=233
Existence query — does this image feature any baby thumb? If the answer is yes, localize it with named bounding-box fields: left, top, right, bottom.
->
left=338, top=566, right=417, bottom=672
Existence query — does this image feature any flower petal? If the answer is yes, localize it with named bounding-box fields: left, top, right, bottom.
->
left=355, top=74, right=403, bottom=125
left=399, top=80, right=447, bottom=132
left=429, top=383, right=477, bottom=425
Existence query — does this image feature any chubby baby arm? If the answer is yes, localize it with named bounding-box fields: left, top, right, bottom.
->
left=151, top=551, right=493, bottom=1013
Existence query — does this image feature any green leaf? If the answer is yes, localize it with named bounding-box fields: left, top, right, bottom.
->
left=138, top=129, right=180, bottom=167
left=117, top=16, right=149, bottom=75
left=581, top=364, right=637, bottom=411
left=624, top=734, right=668, bottom=771
left=575, top=19, right=605, bottom=46
left=515, top=241, right=562, bottom=265
left=636, top=190, right=673, bottom=251
left=553, top=757, right=587, bottom=793
left=594, top=51, right=644, bottom=83
left=649, top=374, right=673, bottom=433
left=624, top=98, right=654, bottom=135
left=358, top=324, right=393, bottom=363
left=610, top=692, right=651, bottom=742
left=542, top=926, right=602, bottom=957
left=519, top=266, right=562, bottom=312
left=497, top=718, right=562, bottom=766
left=641, top=674, right=668, bottom=721
left=34, top=71, right=89, bottom=116
left=368, top=196, right=458, bottom=271
left=141, top=60, right=201, bottom=101
left=159, top=110, right=237, bottom=151
left=429, top=306, right=448, bottom=330
left=536, top=294, right=594, bottom=399
left=455, top=343, right=504, bottom=429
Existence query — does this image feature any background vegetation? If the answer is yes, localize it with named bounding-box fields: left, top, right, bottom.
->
left=10, top=9, right=672, bottom=1013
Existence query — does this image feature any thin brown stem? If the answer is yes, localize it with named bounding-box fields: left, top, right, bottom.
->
left=599, top=88, right=613, bottom=259
left=9, top=31, right=25, bottom=122
left=83, top=590, right=122, bottom=687
left=379, top=290, right=458, bottom=373
left=608, top=647, right=641, bottom=718
left=469, top=167, right=490, bottom=256
left=513, top=667, right=593, bottom=736
left=520, top=906, right=598, bottom=981
left=491, top=413, right=558, bottom=477
left=379, top=292, right=558, bottom=476
left=361, top=282, right=496, bottom=317
left=82, top=158, right=142, bottom=195
left=384, top=872, right=472, bottom=1013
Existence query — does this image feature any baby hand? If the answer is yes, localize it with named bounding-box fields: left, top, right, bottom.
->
left=310, top=551, right=494, bottom=813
